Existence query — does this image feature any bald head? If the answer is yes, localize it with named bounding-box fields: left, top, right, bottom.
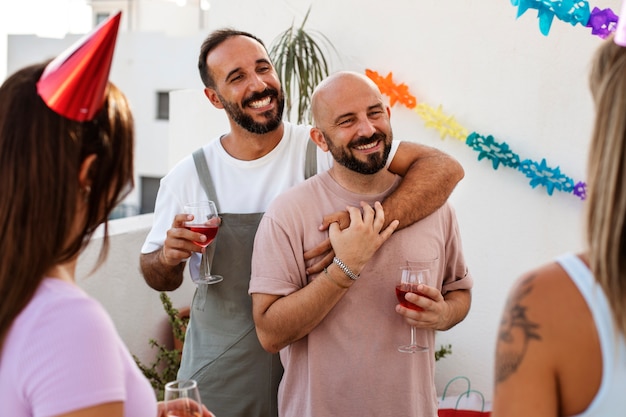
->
left=309, top=70, right=393, bottom=177
left=311, top=71, right=385, bottom=128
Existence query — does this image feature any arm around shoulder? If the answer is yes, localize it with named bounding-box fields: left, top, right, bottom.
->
left=385, top=141, right=464, bottom=229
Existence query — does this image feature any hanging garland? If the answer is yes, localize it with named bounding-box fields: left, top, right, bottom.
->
left=510, top=0, right=618, bottom=37
left=361, top=0, right=619, bottom=199
left=365, top=69, right=587, bottom=200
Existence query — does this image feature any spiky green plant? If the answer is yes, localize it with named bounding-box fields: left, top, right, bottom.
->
left=269, top=7, right=336, bottom=124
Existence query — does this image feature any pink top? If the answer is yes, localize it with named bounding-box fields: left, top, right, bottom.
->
left=250, top=171, right=473, bottom=417
left=0, top=278, right=157, bottom=417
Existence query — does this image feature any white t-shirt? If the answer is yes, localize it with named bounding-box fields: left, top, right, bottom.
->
left=141, top=122, right=399, bottom=277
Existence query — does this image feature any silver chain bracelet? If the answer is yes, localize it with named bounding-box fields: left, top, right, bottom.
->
left=333, top=256, right=360, bottom=280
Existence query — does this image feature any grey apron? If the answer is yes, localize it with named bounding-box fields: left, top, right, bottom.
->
left=177, top=141, right=316, bottom=417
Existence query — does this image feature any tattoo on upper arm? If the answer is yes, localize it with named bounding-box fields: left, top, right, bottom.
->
left=495, top=274, right=542, bottom=384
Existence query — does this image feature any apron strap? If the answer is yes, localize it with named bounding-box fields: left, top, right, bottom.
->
left=304, top=139, right=317, bottom=180
left=194, top=138, right=317, bottom=206
left=192, top=147, right=221, bottom=212
left=191, top=146, right=220, bottom=269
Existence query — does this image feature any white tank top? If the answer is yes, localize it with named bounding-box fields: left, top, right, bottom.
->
left=556, top=253, right=626, bottom=417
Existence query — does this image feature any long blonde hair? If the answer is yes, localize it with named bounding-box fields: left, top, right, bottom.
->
left=587, top=37, right=626, bottom=337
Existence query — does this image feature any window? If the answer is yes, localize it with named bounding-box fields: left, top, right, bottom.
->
left=95, top=12, right=110, bottom=26
left=156, top=91, right=170, bottom=120
left=140, top=176, right=162, bottom=214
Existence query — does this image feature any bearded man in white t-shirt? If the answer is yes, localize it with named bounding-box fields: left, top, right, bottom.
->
left=140, top=29, right=464, bottom=417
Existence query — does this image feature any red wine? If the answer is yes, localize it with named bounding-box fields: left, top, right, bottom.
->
left=186, top=225, right=218, bottom=248
left=395, top=285, right=424, bottom=311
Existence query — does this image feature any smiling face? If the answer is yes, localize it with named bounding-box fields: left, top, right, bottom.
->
left=204, top=35, right=285, bottom=134
left=311, top=72, right=393, bottom=175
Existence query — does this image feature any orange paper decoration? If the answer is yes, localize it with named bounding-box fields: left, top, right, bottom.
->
left=365, top=69, right=417, bottom=109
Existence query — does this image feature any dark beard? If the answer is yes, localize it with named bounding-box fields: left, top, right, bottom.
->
left=325, top=131, right=392, bottom=174
left=219, top=88, right=285, bottom=134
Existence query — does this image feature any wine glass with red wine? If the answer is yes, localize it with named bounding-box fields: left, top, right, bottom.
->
left=163, top=379, right=203, bottom=417
left=184, top=201, right=222, bottom=284
left=395, top=266, right=431, bottom=353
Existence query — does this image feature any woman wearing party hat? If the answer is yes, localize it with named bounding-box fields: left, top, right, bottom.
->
left=0, top=12, right=212, bottom=417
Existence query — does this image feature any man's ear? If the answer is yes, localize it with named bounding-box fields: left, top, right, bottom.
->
left=310, top=127, right=329, bottom=152
left=204, top=88, right=224, bottom=109
left=78, top=154, right=98, bottom=189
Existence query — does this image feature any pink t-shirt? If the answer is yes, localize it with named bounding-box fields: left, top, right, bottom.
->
left=250, top=171, right=473, bottom=417
left=0, top=278, right=157, bottom=417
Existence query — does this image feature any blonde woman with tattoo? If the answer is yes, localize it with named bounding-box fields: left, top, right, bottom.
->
left=492, top=35, right=626, bottom=417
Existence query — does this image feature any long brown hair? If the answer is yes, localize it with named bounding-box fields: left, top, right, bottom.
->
left=0, top=62, right=135, bottom=350
left=587, top=37, right=626, bottom=337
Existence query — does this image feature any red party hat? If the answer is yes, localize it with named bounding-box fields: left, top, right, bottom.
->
left=37, top=11, right=121, bottom=121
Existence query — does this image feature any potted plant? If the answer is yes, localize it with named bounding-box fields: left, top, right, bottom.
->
left=133, top=292, right=189, bottom=400
left=269, top=7, right=337, bottom=124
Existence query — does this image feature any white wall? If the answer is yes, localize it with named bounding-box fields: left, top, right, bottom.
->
left=76, top=214, right=198, bottom=367
left=169, top=0, right=607, bottom=399
left=90, top=0, right=209, bottom=35
left=168, top=89, right=229, bottom=168
left=9, top=0, right=614, bottom=401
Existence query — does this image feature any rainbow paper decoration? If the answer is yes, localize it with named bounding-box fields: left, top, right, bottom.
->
left=510, top=0, right=619, bottom=37
left=365, top=69, right=587, bottom=200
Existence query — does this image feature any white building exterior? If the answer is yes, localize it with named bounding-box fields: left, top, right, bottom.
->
left=6, top=0, right=615, bottom=400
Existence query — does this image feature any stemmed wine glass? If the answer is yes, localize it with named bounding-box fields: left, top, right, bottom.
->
left=184, top=201, right=222, bottom=284
left=163, top=379, right=203, bottom=417
left=395, top=265, right=432, bottom=353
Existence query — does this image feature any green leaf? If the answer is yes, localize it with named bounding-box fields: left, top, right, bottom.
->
left=269, top=7, right=337, bottom=124
left=133, top=293, right=186, bottom=401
